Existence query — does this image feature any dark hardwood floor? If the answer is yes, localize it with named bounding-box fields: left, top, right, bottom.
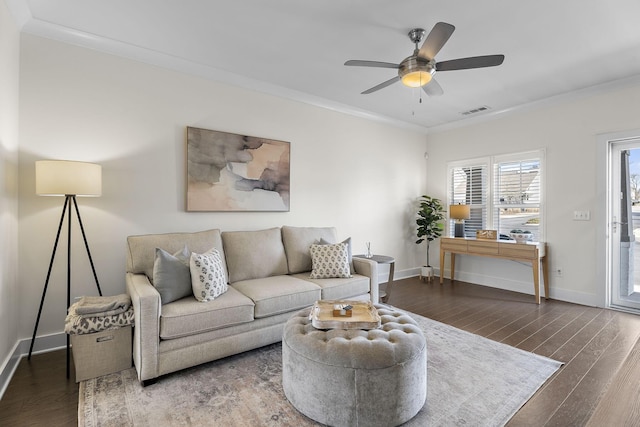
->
left=0, top=349, right=78, bottom=426
left=2, top=276, right=640, bottom=426
left=386, top=277, right=640, bottom=427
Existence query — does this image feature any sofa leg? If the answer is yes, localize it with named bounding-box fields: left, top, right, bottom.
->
left=141, top=378, right=158, bottom=387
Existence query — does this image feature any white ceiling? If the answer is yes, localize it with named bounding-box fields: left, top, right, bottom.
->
left=8, top=0, right=640, bottom=132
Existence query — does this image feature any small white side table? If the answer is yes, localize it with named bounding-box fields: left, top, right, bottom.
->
left=354, top=254, right=395, bottom=303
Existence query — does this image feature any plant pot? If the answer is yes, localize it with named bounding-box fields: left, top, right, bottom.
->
left=420, top=266, right=434, bottom=282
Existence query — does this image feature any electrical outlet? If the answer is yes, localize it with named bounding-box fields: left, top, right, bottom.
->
left=553, top=268, right=563, bottom=277
left=573, top=210, right=591, bottom=221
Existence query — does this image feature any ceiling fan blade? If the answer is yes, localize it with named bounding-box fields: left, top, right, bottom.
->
left=418, top=22, right=455, bottom=60
left=436, top=54, right=505, bottom=71
left=344, top=60, right=400, bottom=69
left=362, top=76, right=401, bottom=94
left=423, top=78, right=444, bottom=96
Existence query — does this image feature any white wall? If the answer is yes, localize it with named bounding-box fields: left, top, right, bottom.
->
left=17, top=35, right=428, bottom=343
left=0, top=0, right=20, bottom=389
left=426, top=82, right=640, bottom=306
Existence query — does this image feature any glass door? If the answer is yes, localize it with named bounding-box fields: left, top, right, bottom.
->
left=610, top=141, right=640, bottom=312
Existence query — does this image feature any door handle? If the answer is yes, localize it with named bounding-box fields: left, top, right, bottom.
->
left=612, top=221, right=627, bottom=233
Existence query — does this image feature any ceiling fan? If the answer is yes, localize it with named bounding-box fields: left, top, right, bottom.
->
left=344, top=22, right=504, bottom=96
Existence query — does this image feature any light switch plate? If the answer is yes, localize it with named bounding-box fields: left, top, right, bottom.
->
left=573, top=210, right=591, bottom=221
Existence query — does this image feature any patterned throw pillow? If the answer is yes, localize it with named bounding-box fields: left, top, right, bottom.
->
left=189, top=248, right=228, bottom=302
left=309, top=242, right=352, bottom=279
left=319, top=237, right=353, bottom=273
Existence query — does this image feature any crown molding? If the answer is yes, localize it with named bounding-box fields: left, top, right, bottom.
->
left=15, top=2, right=637, bottom=137
left=429, top=74, right=640, bottom=135
left=16, top=14, right=430, bottom=135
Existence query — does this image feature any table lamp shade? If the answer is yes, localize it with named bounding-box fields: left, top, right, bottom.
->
left=450, top=204, right=470, bottom=220
left=36, top=160, right=102, bottom=196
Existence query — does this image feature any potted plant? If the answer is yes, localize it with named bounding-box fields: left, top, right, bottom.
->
left=415, top=195, right=446, bottom=280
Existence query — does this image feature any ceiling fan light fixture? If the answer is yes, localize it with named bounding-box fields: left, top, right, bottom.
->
left=345, top=22, right=504, bottom=96
left=399, top=57, right=435, bottom=88
left=401, top=70, right=433, bottom=87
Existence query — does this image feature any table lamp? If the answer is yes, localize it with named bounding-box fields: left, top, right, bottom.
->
left=450, top=204, right=470, bottom=238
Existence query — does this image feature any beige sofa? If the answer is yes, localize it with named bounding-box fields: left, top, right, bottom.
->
left=125, top=226, right=378, bottom=384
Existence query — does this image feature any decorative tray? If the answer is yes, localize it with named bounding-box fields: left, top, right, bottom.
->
left=476, top=229, right=498, bottom=240
left=309, top=300, right=381, bottom=330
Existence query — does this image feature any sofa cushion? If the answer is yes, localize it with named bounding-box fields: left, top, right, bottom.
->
left=222, top=228, right=288, bottom=283
left=190, top=248, right=227, bottom=302
left=293, top=273, right=371, bottom=301
left=231, top=275, right=321, bottom=318
left=153, top=246, right=192, bottom=304
left=126, top=229, right=226, bottom=282
left=309, top=242, right=352, bottom=279
left=281, top=226, right=337, bottom=274
left=160, top=286, right=254, bottom=340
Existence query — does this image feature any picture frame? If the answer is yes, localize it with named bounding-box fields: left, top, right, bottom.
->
left=186, top=127, right=290, bottom=211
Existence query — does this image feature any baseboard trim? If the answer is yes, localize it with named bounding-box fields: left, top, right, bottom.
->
left=0, top=332, right=67, bottom=400
left=0, top=341, right=21, bottom=401
left=378, top=267, right=422, bottom=284
left=392, top=267, right=598, bottom=307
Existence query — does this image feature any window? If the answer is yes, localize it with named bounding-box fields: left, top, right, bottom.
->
left=447, top=150, right=544, bottom=241
left=450, top=163, right=487, bottom=234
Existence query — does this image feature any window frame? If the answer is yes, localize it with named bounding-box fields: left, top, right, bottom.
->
left=446, top=149, right=545, bottom=241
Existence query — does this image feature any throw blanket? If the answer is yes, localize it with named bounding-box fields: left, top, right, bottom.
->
left=65, top=302, right=134, bottom=335
left=75, top=294, right=131, bottom=318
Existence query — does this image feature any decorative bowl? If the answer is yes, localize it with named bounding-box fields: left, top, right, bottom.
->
left=510, top=232, right=533, bottom=243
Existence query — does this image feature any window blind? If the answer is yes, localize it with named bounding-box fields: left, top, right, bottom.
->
left=449, top=164, right=487, bottom=237
left=494, top=158, right=541, bottom=240
left=447, top=150, right=544, bottom=241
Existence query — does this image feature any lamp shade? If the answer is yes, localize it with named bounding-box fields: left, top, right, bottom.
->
left=36, top=160, right=102, bottom=196
left=450, top=204, right=470, bottom=220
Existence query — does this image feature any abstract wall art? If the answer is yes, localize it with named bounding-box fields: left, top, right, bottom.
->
left=186, top=127, right=290, bottom=211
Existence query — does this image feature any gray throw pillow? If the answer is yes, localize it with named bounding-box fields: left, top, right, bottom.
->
left=152, top=245, right=192, bottom=304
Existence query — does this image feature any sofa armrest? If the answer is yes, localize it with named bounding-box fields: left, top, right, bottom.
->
left=352, top=257, right=379, bottom=303
left=126, top=272, right=161, bottom=382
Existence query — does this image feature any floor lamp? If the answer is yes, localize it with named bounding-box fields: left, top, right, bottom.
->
left=28, top=160, right=103, bottom=378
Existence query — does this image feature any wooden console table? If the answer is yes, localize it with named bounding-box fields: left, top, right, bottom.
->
left=439, top=237, right=549, bottom=304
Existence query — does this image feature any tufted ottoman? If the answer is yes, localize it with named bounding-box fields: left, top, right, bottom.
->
left=282, top=304, right=427, bottom=427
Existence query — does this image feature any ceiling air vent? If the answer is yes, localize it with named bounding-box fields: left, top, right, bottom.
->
left=461, top=105, right=491, bottom=116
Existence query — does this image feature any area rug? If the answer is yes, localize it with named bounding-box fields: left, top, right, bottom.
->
left=79, top=309, right=562, bottom=427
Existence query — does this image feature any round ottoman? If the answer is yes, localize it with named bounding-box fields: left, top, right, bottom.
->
left=282, top=304, right=427, bottom=427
